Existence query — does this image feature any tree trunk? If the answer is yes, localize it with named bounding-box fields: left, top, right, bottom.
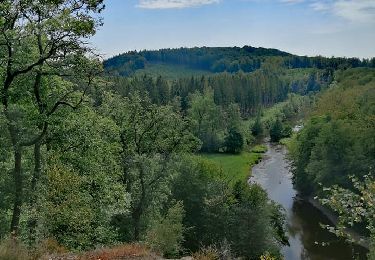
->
left=28, top=141, right=42, bottom=244
left=133, top=208, right=142, bottom=241
left=10, top=147, right=23, bottom=235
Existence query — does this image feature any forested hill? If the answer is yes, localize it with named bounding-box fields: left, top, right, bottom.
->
left=103, top=46, right=375, bottom=77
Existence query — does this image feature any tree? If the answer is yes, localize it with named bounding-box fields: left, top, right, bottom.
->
left=224, top=128, right=244, bottom=154
left=0, top=0, right=104, bottom=236
left=251, top=112, right=264, bottom=137
left=187, top=89, right=223, bottom=152
left=43, top=105, right=129, bottom=249
left=269, top=118, right=283, bottom=142
left=171, top=156, right=214, bottom=251
left=100, top=92, right=199, bottom=241
left=228, top=182, right=287, bottom=259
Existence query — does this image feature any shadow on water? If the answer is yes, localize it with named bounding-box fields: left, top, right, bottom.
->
left=250, top=143, right=368, bottom=260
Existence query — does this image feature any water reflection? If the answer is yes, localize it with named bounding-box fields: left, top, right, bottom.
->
left=250, top=143, right=368, bottom=260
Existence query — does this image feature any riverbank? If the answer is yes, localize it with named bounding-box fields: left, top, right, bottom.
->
left=250, top=141, right=369, bottom=260
left=280, top=133, right=370, bottom=250
left=306, top=196, right=370, bottom=249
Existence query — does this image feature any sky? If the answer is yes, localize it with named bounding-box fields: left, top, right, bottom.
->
left=90, top=0, right=375, bottom=59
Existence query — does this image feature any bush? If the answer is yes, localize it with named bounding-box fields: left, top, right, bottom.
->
left=251, top=144, right=267, bottom=153
left=193, top=242, right=233, bottom=260
left=193, top=246, right=220, bottom=260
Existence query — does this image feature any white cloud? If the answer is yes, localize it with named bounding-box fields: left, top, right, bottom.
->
left=138, top=0, right=375, bottom=23
left=310, top=1, right=330, bottom=11
left=137, top=0, right=220, bottom=9
left=332, top=0, right=375, bottom=23
left=277, top=0, right=375, bottom=23
left=308, top=0, right=375, bottom=23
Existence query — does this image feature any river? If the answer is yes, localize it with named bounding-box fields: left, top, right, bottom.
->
left=250, top=142, right=368, bottom=260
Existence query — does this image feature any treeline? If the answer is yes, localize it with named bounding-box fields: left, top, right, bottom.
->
left=110, top=62, right=331, bottom=117
left=104, top=46, right=375, bottom=76
left=0, top=1, right=287, bottom=259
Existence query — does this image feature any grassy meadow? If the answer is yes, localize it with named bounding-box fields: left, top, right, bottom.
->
left=200, top=145, right=267, bottom=184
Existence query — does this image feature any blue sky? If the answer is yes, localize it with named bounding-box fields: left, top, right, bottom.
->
left=91, top=0, right=375, bottom=59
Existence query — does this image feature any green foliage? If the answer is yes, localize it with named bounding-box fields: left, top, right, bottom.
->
left=251, top=144, right=268, bottom=153
left=188, top=89, right=224, bottom=152
left=43, top=163, right=95, bottom=250
left=269, top=118, right=283, bottom=142
left=134, top=63, right=212, bottom=79
left=213, top=182, right=285, bottom=259
left=290, top=68, right=375, bottom=196
left=0, top=1, right=324, bottom=259
left=42, top=105, right=129, bottom=249
left=104, top=46, right=373, bottom=76
left=306, top=120, right=353, bottom=190
left=145, top=202, right=185, bottom=258
left=100, top=91, right=199, bottom=241
left=224, top=128, right=244, bottom=154
left=110, top=67, right=326, bottom=120
left=260, top=94, right=314, bottom=130
left=321, top=175, right=375, bottom=259
left=0, top=0, right=105, bottom=242
left=172, top=156, right=287, bottom=259
left=173, top=154, right=283, bottom=258
left=251, top=113, right=264, bottom=137
left=104, top=46, right=291, bottom=75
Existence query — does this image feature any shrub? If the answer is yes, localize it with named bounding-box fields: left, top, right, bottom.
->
left=193, top=242, right=233, bottom=260
left=193, top=246, right=220, bottom=260
left=251, top=145, right=267, bottom=154
left=260, top=252, right=277, bottom=260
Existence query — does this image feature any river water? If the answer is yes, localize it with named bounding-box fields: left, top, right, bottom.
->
left=250, top=143, right=368, bottom=260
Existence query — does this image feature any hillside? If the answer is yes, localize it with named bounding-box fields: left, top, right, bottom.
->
left=103, top=46, right=375, bottom=77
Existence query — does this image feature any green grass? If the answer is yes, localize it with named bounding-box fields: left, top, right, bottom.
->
left=200, top=150, right=265, bottom=185
left=251, top=144, right=267, bottom=153
left=134, top=63, right=212, bottom=79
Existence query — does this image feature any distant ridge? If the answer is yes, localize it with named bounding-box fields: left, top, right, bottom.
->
left=104, top=46, right=375, bottom=77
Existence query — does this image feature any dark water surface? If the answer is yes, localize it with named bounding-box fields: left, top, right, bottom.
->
left=250, top=143, right=368, bottom=260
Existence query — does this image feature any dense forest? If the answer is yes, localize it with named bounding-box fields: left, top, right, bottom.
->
left=0, top=1, right=374, bottom=260
left=109, top=66, right=330, bottom=117
left=104, top=46, right=375, bottom=76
